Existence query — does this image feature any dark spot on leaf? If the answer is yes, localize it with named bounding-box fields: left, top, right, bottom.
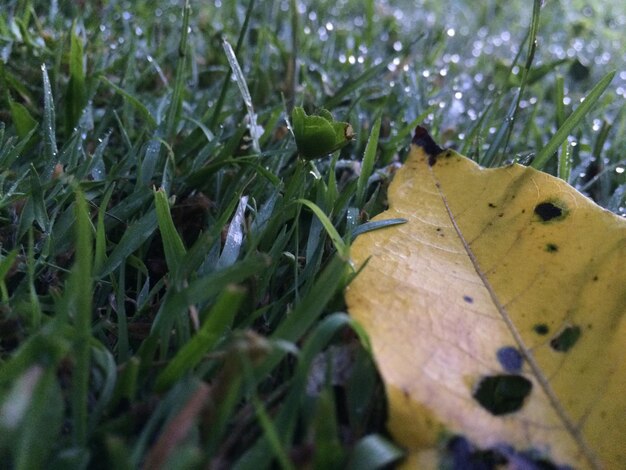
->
left=463, top=295, right=473, bottom=304
left=550, top=326, right=581, bottom=352
left=545, top=243, right=558, bottom=252
left=534, top=201, right=565, bottom=222
left=473, top=374, right=533, bottom=415
left=412, top=125, right=444, bottom=166
left=436, top=227, right=441, bottom=231
left=592, top=275, right=599, bottom=281
left=521, top=209, right=526, bottom=214
left=498, top=213, right=504, bottom=218
left=533, top=323, right=549, bottom=335
left=488, top=203, right=496, bottom=208
left=496, top=347, right=523, bottom=373
left=446, top=436, right=506, bottom=468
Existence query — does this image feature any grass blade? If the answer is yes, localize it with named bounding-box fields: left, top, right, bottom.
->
left=66, top=22, right=86, bottom=132
left=496, top=0, right=542, bottom=163
left=271, top=255, right=347, bottom=345
left=532, top=70, right=615, bottom=169
left=557, top=140, right=572, bottom=182
left=555, top=74, right=565, bottom=129
left=0, top=249, right=18, bottom=302
left=6, top=367, right=64, bottom=470
left=295, top=199, right=347, bottom=258
left=8, top=98, right=37, bottom=139
left=155, top=285, right=245, bottom=391
left=154, top=187, right=187, bottom=278
left=324, top=62, right=388, bottom=109
left=96, top=208, right=158, bottom=278
left=222, top=38, right=261, bottom=153
left=217, top=195, right=249, bottom=269
left=249, top=393, right=295, bottom=470
left=351, top=218, right=407, bottom=240
left=209, top=0, right=255, bottom=129
left=41, top=63, right=58, bottom=179
left=100, top=76, right=157, bottom=129
left=356, top=115, right=380, bottom=208
left=346, top=434, right=403, bottom=470
left=94, top=184, right=115, bottom=273
left=69, top=191, right=94, bottom=446
left=164, top=0, right=191, bottom=141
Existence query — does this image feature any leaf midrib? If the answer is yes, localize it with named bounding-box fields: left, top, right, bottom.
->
left=429, top=164, right=602, bottom=470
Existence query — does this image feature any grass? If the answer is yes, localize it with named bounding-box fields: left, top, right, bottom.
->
left=0, top=0, right=624, bottom=468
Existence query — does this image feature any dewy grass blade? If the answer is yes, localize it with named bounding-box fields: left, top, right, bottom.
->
left=66, top=22, right=86, bottom=132
left=532, top=70, right=615, bottom=169
left=217, top=195, right=249, bottom=269
left=41, top=64, right=58, bottom=180
left=223, top=38, right=261, bottom=153
left=209, top=0, right=255, bottom=129
left=557, top=141, right=572, bottom=182
left=164, top=0, right=191, bottom=141
left=498, top=0, right=542, bottom=161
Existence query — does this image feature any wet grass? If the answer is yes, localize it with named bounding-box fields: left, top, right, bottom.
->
left=0, top=0, right=624, bottom=468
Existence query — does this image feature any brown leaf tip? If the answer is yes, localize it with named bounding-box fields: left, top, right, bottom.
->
left=412, top=126, right=444, bottom=166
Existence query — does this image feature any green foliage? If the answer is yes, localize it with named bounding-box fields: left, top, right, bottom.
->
left=0, top=0, right=623, bottom=468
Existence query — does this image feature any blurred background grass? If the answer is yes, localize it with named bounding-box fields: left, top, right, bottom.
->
left=0, top=0, right=624, bottom=468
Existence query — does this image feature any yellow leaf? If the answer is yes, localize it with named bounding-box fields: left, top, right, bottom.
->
left=345, top=127, right=626, bottom=469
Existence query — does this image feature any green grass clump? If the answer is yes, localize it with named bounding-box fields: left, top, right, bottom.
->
left=0, top=0, right=624, bottom=468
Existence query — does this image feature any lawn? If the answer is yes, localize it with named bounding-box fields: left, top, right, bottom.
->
left=0, top=0, right=624, bottom=468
